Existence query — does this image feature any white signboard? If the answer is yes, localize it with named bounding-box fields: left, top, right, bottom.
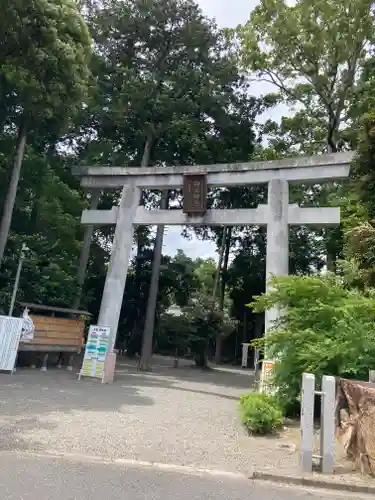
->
left=79, top=325, right=111, bottom=381
left=0, top=316, right=23, bottom=372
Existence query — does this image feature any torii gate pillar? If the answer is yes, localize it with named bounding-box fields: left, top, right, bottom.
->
left=265, top=178, right=289, bottom=332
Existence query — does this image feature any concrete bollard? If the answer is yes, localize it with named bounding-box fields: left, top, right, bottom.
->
left=320, top=375, right=335, bottom=474
left=300, top=373, right=315, bottom=473
left=300, top=373, right=336, bottom=475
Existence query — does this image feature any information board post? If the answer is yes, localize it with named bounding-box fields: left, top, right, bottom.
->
left=79, top=325, right=115, bottom=383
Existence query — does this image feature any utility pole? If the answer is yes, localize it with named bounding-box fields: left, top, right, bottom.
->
left=9, top=243, right=28, bottom=316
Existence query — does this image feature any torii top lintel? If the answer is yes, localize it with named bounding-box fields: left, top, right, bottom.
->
left=73, top=152, right=353, bottom=189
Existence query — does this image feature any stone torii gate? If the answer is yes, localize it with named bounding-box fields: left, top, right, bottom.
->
left=74, top=152, right=352, bottom=351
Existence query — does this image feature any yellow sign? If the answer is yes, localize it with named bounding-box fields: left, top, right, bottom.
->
left=261, top=360, right=275, bottom=394
left=262, top=360, right=275, bottom=381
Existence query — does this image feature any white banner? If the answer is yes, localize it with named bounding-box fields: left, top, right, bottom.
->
left=20, top=307, right=35, bottom=341
left=0, top=316, right=23, bottom=372
left=79, top=325, right=111, bottom=381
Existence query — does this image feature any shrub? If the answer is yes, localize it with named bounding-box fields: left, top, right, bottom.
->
left=239, top=392, right=284, bottom=435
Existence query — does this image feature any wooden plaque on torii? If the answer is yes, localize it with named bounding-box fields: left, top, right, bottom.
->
left=183, top=174, right=207, bottom=216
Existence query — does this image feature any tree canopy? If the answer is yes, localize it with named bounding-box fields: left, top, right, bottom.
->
left=0, top=0, right=92, bottom=265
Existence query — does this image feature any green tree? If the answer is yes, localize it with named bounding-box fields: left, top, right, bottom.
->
left=194, top=258, right=217, bottom=295
left=117, top=249, right=201, bottom=357
left=0, top=0, right=91, bottom=265
left=250, top=274, right=375, bottom=408
left=344, top=113, right=375, bottom=288
left=0, top=142, right=87, bottom=312
left=159, top=292, right=235, bottom=368
left=236, top=0, right=374, bottom=153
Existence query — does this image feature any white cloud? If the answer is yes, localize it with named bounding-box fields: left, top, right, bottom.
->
left=197, top=0, right=255, bottom=27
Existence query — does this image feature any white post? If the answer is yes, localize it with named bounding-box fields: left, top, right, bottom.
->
left=9, top=243, right=28, bottom=317
left=320, top=375, right=335, bottom=474
left=98, top=183, right=140, bottom=350
left=300, top=373, right=315, bottom=473
left=265, top=178, right=289, bottom=334
left=241, top=343, right=249, bottom=368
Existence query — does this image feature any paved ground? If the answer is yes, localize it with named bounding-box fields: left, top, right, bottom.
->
left=0, top=451, right=365, bottom=500
left=0, top=358, right=297, bottom=474
left=0, top=356, right=372, bottom=494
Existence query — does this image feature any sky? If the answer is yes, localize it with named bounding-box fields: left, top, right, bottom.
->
left=197, top=0, right=256, bottom=27
left=162, top=0, right=267, bottom=261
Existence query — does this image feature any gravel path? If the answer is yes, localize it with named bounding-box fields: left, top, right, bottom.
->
left=0, top=358, right=297, bottom=474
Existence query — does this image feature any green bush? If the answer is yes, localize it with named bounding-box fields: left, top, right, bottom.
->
left=239, top=392, right=284, bottom=435
left=249, top=274, right=375, bottom=410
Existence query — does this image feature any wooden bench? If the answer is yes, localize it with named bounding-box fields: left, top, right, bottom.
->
left=18, top=303, right=91, bottom=371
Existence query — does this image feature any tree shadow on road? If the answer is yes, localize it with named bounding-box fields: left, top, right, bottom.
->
left=115, top=357, right=255, bottom=397
left=0, top=369, right=154, bottom=418
left=0, top=368, right=155, bottom=455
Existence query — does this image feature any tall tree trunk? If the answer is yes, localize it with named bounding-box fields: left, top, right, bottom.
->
left=325, top=227, right=339, bottom=273
left=243, top=309, right=248, bottom=343
left=141, top=130, right=153, bottom=168
left=139, top=191, right=168, bottom=371
left=326, top=245, right=336, bottom=273
left=214, top=227, right=232, bottom=364
left=128, top=228, right=148, bottom=352
left=219, top=227, right=232, bottom=311
left=128, top=131, right=154, bottom=356
left=212, top=228, right=226, bottom=303
left=0, top=120, right=28, bottom=267
left=0, top=73, right=9, bottom=134
left=326, top=129, right=338, bottom=271
left=212, top=227, right=227, bottom=364
left=73, top=189, right=101, bottom=309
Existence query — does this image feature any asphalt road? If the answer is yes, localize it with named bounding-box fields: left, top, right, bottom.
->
left=0, top=452, right=365, bottom=500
